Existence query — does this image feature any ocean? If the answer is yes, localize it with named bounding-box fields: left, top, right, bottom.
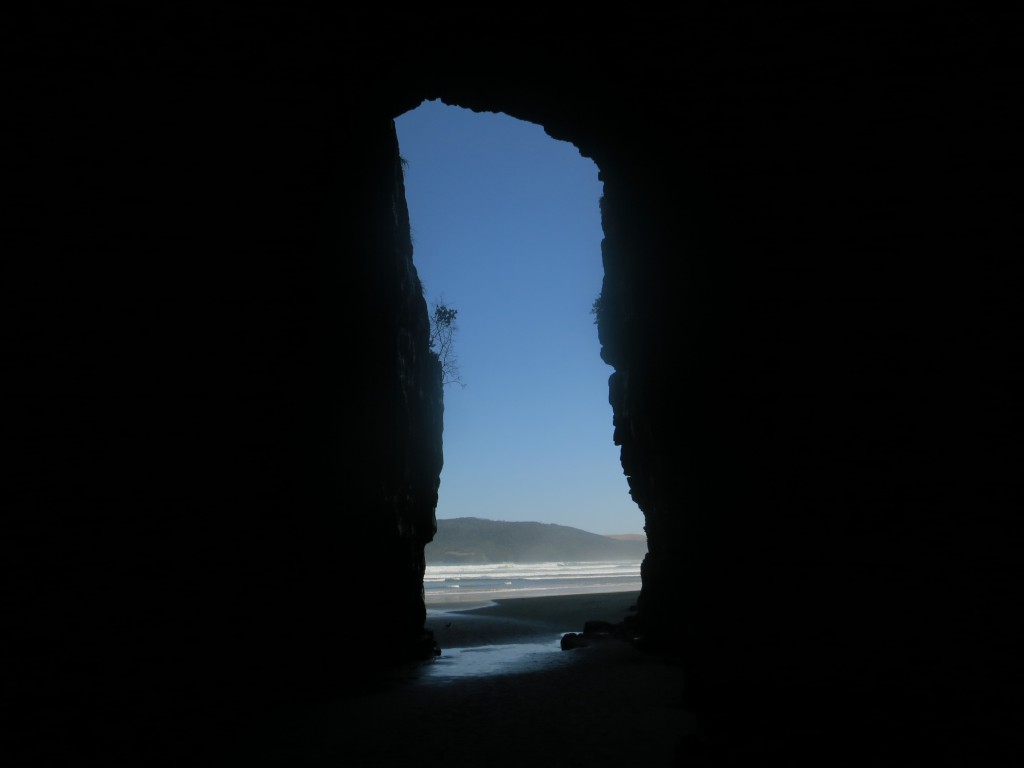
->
left=423, top=560, right=642, bottom=604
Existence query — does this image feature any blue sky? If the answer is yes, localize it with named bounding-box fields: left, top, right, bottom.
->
left=396, top=100, right=644, bottom=536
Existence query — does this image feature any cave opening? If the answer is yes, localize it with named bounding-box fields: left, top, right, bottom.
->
left=11, top=10, right=1019, bottom=764
left=395, top=101, right=646, bottom=607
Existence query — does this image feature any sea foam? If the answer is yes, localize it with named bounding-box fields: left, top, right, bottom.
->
left=423, top=560, right=641, bottom=603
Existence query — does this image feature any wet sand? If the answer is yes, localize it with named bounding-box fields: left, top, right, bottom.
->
left=426, top=589, right=643, bottom=648
left=231, top=591, right=694, bottom=766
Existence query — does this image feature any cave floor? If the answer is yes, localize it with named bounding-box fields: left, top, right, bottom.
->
left=230, top=592, right=693, bottom=766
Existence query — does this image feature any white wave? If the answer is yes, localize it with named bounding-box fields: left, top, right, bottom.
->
left=424, top=561, right=641, bottom=582
left=424, top=581, right=642, bottom=601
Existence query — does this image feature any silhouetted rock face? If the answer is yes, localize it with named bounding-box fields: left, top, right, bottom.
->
left=7, top=41, right=446, bottom=752
left=360, top=122, right=444, bottom=648
left=7, top=6, right=1021, bottom=763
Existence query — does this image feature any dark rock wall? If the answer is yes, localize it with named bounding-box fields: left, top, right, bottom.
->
left=590, top=22, right=1023, bottom=760
left=7, top=6, right=1021, bottom=763
left=392, top=13, right=1022, bottom=759
left=8, top=17, right=443, bottom=754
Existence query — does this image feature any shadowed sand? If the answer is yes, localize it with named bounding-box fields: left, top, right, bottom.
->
left=231, top=590, right=694, bottom=766
left=426, top=589, right=643, bottom=648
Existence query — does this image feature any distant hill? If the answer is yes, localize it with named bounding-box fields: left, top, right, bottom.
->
left=426, top=517, right=648, bottom=564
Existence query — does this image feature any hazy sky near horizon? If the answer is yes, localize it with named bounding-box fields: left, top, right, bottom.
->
left=396, top=100, right=645, bottom=536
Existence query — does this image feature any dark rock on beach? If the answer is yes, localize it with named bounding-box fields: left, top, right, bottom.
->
left=561, top=632, right=587, bottom=650
left=562, top=618, right=631, bottom=650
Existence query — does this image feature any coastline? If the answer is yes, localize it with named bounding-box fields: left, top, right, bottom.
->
left=423, top=560, right=642, bottom=606
left=425, top=580, right=641, bottom=607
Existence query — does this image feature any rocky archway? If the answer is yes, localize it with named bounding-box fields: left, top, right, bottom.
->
left=9, top=8, right=1019, bottom=763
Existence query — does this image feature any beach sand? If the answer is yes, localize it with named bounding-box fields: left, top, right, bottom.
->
left=426, top=588, right=643, bottom=648
left=229, top=590, right=695, bottom=766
